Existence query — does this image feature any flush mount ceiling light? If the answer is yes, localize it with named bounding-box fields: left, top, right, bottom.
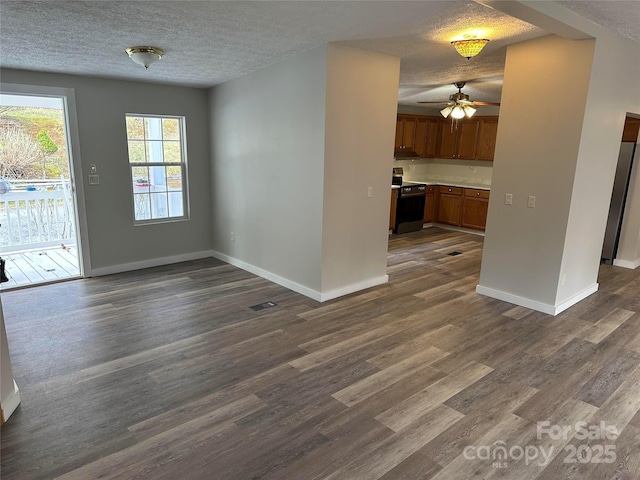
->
left=125, top=46, right=164, bottom=70
left=451, top=38, right=489, bottom=59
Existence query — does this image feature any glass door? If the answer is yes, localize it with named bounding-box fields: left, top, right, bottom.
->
left=0, top=92, right=83, bottom=289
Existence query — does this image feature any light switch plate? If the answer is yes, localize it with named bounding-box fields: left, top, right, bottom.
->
left=90, top=164, right=97, bottom=174
left=88, top=174, right=99, bottom=185
left=528, top=195, right=536, bottom=208
left=505, top=193, right=513, bottom=205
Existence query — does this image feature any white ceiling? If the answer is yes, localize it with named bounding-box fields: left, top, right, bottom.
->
left=1, top=1, right=638, bottom=108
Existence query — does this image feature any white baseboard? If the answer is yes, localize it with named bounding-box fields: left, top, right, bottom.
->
left=211, top=250, right=388, bottom=303
left=318, top=275, right=389, bottom=302
left=476, top=283, right=599, bottom=316
left=87, top=250, right=215, bottom=277
left=613, top=258, right=640, bottom=269
left=1, top=380, right=21, bottom=422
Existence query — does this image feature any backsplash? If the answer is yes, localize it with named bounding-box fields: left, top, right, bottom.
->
left=394, top=158, right=492, bottom=187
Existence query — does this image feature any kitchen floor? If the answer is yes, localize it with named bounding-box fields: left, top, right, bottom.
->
left=1, top=228, right=639, bottom=480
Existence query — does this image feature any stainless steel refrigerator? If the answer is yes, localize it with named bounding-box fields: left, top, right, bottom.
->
left=602, top=142, right=636, bottom=264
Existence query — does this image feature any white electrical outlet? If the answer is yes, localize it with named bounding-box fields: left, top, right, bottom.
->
left=231, top=232, right=235, bottom=242
left=528, top=195, right=536, bottom=208
left=505, top=193, right=513, bottom=205
left=367, top=186, right=373, bottom=198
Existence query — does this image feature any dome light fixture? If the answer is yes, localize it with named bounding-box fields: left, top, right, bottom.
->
left=451, top=38, right=489, bottom=59
left=125, top=46, right=164, bottom=70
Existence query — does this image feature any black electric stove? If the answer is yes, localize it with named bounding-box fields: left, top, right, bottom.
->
left=393, top=182, right=427, bottom=234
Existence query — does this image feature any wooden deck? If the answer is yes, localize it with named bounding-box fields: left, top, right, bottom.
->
left=0, top=244, right=81, bottom=289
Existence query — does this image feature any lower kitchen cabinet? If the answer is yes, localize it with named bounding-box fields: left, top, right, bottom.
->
left=390, top=189, right=398, bottom=230
left=423, top=186, right=436, bottom=222
left=436, top=186, right=463, bottom=226
left=461, top=188, right=490, bottom=230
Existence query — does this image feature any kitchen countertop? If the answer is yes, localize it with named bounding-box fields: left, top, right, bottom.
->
left=393, top=181, right=490, bottom=191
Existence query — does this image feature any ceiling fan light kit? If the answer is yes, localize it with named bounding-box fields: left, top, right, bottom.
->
left=451, top=38, right=489, bottom=59
left=418, top=81, right=500, bottom=116
left=125, top=46, right=164, bottom=69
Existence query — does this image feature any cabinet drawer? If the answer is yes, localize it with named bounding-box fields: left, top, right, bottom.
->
left=464, top=188, right=490, bottom=199
left=438, top=186, right=463, bottom=196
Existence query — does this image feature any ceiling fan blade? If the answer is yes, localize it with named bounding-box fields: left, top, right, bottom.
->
left=471, top=101, right=501, bottom=106
left=416, top=101, right=449, bottom=104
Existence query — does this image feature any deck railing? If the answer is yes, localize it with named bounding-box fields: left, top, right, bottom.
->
left=0, top=178, right=75, bottom=253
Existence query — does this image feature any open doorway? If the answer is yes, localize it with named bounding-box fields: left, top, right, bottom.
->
left=0, top=91, right=84, bottom=289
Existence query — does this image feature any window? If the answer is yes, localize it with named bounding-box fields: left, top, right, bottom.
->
left=126, top=114, right=188, bottom=223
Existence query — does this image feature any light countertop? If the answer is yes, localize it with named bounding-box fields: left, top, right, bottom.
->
left=393, top=181, right=490, bottom=191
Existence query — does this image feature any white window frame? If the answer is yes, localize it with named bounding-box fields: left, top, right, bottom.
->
left=125, top=114, right=189, bottom=224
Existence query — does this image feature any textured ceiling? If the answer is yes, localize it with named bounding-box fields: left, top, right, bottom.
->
left=0, top=1, right=638, bottom=110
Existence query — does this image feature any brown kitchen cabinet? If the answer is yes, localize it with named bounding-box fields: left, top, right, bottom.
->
left=622, top=116, right=640, bottom=142
left=436, top=186, right=463, bottom=226
left=395, top=114, right=417, bottom=154
left=414, top=116, right=439, bottom=158
left=390, top=189, right=398, bottom=230
left=476, top=117, right=499, bottom=161
left=461, top=188, right=490, bottom=230
left=423, top=186, right=436, bottom=222
left=436, top=118, right=480, bottom=160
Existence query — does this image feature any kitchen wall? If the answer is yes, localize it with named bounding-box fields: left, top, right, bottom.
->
left=394, top=158, right=492, bottom=187
left=0, top=69, right=213, bottom=274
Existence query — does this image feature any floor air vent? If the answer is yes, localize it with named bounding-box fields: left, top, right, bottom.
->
left=250, top=301, right=277, bottom=311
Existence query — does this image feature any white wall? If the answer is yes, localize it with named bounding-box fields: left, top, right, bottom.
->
left=321, top=44, right=400, bottom=295
left=209, top=46, right=328, bottom=295
left=615, top=138, right=640, bottom=269
left=558, top=30, right=640, bottom=299
left=208, top=44, right=400, bottom=301
left=0, top=296, right=20, bottom=424
left=478, top=31, right=640, bottom=314
left=0, top=69, right=213, bottom=273
left=478, top=35, right=596, bottom=313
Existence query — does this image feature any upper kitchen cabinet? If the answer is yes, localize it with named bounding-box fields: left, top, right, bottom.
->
left=395, top=114, right=417, bottom=154
left=414, top=116, right=439, bottom=158
left=436, top=118, right=479, bottom=160
left=622, top=116, right=640, bottom=142
left=476, top=117, right=499, bottom=161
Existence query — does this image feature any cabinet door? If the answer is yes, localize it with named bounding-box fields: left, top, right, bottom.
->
left=423, top=188, right=436, bottom=222
left=390, top=189, right=398, bottom=229
left=415, top=117, right=439, bottom=158
left=437, top=121, right=458, bottom=158
left=436, top=193, right=462, bottom=226
left=461, top=196, right=489, bottom=230
left=476, top=117, right=498, bottom=161
left=402, top=117, right=417, bottom=150
left=622, top=117, right=640, bottom=142
left=395, top=115, right=417, bottom=152
left=457, top=119, right=480, bottom=159
left=394, top=118, right=404, bottom=151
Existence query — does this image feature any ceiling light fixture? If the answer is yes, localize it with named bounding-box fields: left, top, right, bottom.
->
left=451, top=38, right=489, bottom=59
left=125, top=46, right=164, bottom=70
left=440, top=104, right=476, bottom=120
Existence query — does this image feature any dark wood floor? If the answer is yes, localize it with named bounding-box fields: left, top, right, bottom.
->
left=1, top=228, right=639, bottom=480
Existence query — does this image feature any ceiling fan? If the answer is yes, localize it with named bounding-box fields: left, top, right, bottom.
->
left=417, top=81, right=500, bottom=119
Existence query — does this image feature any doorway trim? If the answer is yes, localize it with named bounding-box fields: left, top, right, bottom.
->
left=0, top=82, right=92, bottom=277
